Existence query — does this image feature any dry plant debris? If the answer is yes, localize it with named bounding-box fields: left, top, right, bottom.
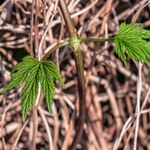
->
left=0, top=0, right=150, bottom=150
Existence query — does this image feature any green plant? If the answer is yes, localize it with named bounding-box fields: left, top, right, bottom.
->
left=114, top=22, right=150, bottom=66
left=80, top=22, right=150, bottom=66
left=2, top=22, right=150, bottom=120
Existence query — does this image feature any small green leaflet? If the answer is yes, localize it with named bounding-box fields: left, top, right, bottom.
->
left=3, top=56, right=63, bottom=121
left=114, top=22, right=150, bottom=66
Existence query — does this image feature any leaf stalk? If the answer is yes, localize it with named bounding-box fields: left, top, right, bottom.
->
left=80, top=36, right=115, bottom=43
left=41, top=41, right=69, bottom=61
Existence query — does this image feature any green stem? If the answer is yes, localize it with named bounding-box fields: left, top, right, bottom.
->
left=41, top=41, right=68, bottom=61
left=80, top=36, right=115, bottom=43
left=59, top=1, right=86, bottom=149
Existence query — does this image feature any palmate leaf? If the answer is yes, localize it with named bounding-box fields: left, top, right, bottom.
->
left=3, top=56, right=63, bottom=121
left=114, top=22, right=150, bottom=66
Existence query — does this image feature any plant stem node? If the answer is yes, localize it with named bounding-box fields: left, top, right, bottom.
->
left=69, top=36, right=80, bottom=50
